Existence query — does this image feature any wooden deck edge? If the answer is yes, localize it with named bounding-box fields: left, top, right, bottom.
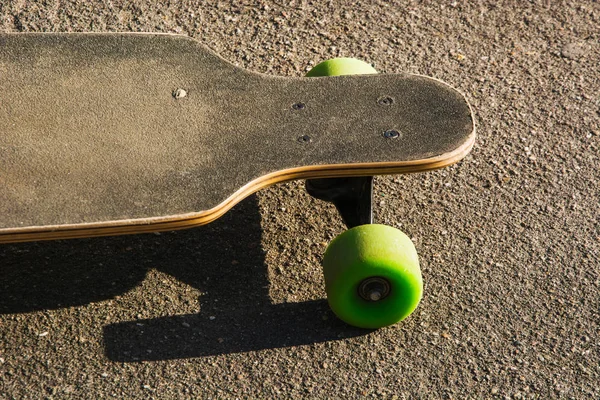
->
left=0, top=132, right=475, bottom=244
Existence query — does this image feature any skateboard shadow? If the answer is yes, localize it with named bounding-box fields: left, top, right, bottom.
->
left=0, top=194, right=367, bottom=359
left=0, top=232, right=150, bottom=314
left=104, top=300, right=365, bottom=361
left=103, top=194, right=367, bottom=361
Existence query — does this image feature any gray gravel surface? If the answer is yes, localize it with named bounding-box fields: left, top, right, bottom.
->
left=1, top=1, right=599, bottom=399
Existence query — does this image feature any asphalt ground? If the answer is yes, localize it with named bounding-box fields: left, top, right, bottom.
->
left=1, top=1, right=599, bottom=399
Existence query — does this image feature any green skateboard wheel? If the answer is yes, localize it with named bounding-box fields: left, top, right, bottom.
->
left=305, top=58, right=377, bottom=77
left=322, top=224, right=422, bottom=329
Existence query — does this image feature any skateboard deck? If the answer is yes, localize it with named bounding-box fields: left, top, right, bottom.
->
left=0, top=33, right=474, bottom=243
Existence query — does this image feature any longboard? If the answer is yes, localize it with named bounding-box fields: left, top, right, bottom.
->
left=0, top=33, right=475, bottom=243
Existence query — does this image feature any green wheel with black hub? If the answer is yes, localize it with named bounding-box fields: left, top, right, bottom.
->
left=322, top=224, right=422, bottom=329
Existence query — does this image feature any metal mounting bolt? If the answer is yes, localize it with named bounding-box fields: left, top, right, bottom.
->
left=369, top=291, right=383, bottom=301
left=292, top=102, right=306, bottom=110
left=377, top=96, right=395, bottom=106
left=383, top=129, right=400, bottom=139
left=173, top=88, right=187, bottom=99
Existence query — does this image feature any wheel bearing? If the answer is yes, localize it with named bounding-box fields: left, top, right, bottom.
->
left=358, top=277, right=391, bottom=302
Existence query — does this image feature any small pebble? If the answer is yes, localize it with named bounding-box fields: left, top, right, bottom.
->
left=561, top=42, right=587, bottom=60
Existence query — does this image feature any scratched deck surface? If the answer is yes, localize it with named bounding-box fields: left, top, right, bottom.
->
left=0, top=33, right=474, bottom=241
